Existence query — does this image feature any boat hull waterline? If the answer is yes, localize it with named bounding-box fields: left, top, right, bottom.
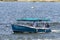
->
left=12, top=24, right=51, bottom=33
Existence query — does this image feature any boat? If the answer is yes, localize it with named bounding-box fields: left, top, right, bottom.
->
left=11, top=18, right=51, bottom=33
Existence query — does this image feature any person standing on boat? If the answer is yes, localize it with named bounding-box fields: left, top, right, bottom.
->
left=45, top=23, right=50, bottom=28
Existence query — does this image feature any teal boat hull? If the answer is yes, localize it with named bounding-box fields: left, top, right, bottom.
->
left=38, top=29, right=51, bottom=33
left=12, top=24, right=51, bottom=33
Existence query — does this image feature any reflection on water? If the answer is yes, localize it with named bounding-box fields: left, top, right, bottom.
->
left=0, top=23, right=60, bottom=40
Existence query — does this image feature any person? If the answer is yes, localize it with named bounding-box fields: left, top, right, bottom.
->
left=45, top=23, right=50, bottom=28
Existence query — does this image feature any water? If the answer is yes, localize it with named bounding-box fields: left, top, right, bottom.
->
left=0, top=2, right=60, bottom=23
left=0, top=2, right=60, bottom=40
left=0, top=23, right=59, bottom=40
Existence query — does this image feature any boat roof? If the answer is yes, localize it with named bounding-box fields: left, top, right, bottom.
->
left=16, top=18, right=50, bottom=21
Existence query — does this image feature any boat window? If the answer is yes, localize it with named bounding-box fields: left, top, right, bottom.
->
left=25, top=23, right=33, bottom=26
left=36, top=23, right=45, bottom=27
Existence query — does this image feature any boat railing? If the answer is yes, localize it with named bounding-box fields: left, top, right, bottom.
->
left=16, top=24, right=36, bottom=28
left=15, top=23, right=49, bottom=29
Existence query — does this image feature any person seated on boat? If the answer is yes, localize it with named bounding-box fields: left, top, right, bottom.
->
left=45, top=23, right=50, bottom=28
left=26, top=23, right=33, bottom=26
left=29, top=24, right=33, bottom=26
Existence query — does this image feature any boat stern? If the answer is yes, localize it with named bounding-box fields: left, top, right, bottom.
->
left=38, top=28, right=51, bottom=33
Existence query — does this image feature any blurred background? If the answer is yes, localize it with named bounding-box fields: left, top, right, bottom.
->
left=0, top=0, right=60, bottom=2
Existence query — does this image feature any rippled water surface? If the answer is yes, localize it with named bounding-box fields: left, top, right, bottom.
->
left=0, top=2, right=60, bottom=40
left=0, top=24, right=59, bottom=40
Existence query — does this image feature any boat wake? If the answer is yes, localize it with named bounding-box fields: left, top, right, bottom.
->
left=52, top=30, right=60, bottom=33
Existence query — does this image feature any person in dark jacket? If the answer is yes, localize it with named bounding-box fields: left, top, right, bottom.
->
left=45, top=23, right=50, bottom=28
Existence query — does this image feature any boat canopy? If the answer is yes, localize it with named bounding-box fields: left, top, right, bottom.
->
left=16, top=18, right=50, bottom=21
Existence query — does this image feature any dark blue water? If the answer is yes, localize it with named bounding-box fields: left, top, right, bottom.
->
left=0, top=2, right=60, bottom=40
